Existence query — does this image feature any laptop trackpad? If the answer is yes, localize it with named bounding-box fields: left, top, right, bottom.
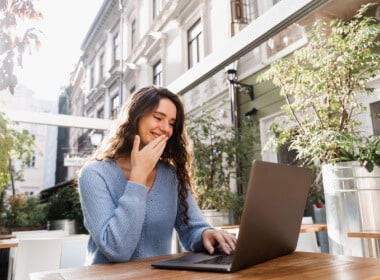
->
left=196, top=254, right=233, bottom=265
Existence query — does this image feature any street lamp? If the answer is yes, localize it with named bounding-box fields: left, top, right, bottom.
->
left=226, top=69, right=254, bottom=100
left=226, top=69, right=255, bottom=128
left=89, top=130, right=103, bottom=147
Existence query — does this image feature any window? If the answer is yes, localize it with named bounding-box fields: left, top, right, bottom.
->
left=187, top=19, right=203, bottom=69
left=153, top=60, right=162, bottom=86
left=111, top=95, right=120, bottom=119
left=131, top=20, right=136, bottom=50
left=230, top=0, right=257, bottom=36
left=90, top=66, right=95, bottom=89
left=27, top=153, right=36, bottom=168
left=231, top=0, right=250, bottom=24
left=99, top=52, right=104, bottom=80
left=265, top=23, right=306, bottom=59
left=153, top=0, right=164, bottom=19
left=130, top=85, right=136, bottom=94
left=113, top=32, right=120, bottom=61
left=97, top=107, right=104, bottom=119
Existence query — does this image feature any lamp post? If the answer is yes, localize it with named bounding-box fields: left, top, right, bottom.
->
left=226, top=69, right=254, bottom=195
left=227, top=69, right=240, bottom=130
left=226, top=69, right=254, bottom=128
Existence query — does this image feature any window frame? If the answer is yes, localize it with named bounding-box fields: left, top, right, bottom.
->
left=153, top=60, right=163, bottom=86
left=187, top=19, right=203, bottom=69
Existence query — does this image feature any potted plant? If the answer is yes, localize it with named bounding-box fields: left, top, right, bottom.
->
left=186, top=109, right=259, bottom=225
left=257, top=3, right=380, bottom=256
left=45, top=184, right=87, bottom=234
left=0, top=193, right=47, bottom=234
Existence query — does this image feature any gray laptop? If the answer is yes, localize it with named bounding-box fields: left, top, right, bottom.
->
left=151, top=160, right=312, bottom=272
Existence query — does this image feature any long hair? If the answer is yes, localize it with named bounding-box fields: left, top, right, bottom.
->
left=93, top=86, right=194, bottom=225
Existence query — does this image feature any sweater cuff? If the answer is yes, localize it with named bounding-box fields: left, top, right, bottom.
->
left=125, top=181, right=149, bottom=194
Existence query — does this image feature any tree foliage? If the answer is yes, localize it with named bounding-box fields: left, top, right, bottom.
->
left=0, top=111, right=36, bottom=193
left=1, top=193, right=46, bottom=228
left=257, top=3, right=380, bottom=170
left=0, top=0, right=43, bottom=94
left=186, top=110, right=260, bottom=210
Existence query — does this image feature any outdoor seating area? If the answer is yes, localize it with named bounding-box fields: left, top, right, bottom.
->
left=2, top=213, right=380, bottom=278
left=0, top=230, right=88, bottom=280
left=0, top=222, right=328, bottom=279
left=1, top=0, right=380, bottom=279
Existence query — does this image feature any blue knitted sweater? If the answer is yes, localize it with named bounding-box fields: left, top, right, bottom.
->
left=78, top=159, right=211, bottom=264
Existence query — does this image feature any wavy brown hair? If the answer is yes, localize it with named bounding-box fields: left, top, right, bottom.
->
left=92, top=86, right=194, bottom=225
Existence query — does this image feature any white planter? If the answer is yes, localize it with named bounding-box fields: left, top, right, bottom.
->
left=322, top=162, right=380, bottom=257
left=47, top=219, right=77, bottom=235
left=201, top=209, right=235, bottom=227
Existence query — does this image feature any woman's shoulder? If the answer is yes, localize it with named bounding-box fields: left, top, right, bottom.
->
left=80, top=159, right=116, bottom=175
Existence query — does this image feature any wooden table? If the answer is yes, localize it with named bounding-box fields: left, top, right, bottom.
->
left=29, top=251, right=380, bottom=280
left=0, top=235, right=16, bottom=240
left=0, top=239, right=18, bottom=249
left=300, top=223, right=327, bottom=233
left=348, top=231, right=380, bottom=258
left=220, top=223, right=328, bottom=234
left=348, top=231, right=380, bottom=239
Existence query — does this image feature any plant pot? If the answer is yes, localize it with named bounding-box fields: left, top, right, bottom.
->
left=312, top=205, right=329, bottom=253
left=47, top=219, right=77, bottom=235
left=322, top=162, right=380, bottom=257
left=201, top=209, right=235, bottom=227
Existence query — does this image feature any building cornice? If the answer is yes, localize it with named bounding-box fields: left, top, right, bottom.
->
left=81, top=0, right=116, bottom=52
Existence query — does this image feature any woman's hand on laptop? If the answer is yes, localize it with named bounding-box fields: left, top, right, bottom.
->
left=202, top=228, right=237, bottom=255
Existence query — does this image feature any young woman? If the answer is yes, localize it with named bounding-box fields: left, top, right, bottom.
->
left=78, top=86, right=236, bottom=264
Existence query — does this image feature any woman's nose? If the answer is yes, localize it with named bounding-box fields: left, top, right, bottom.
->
left=160, top=121, right=171, bottom=134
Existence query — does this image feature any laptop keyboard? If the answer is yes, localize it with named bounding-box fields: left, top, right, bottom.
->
left=196, top=254, right=233, bottom=265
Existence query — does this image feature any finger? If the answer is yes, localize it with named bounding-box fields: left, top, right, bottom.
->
left=215, top=231, right=235, bottom=254
left=150, top=136, right=168, bottom=159
left=219, top=240, right=232, bottom=255
left=226, top=235, right=237, bottom=252
left=131, top=135, right=140, bottom=157
left=149, top=135, right=167, bottom=148
left=203, top=238, right=215, bottom=255
left=202, top=229, right=217, bottom=254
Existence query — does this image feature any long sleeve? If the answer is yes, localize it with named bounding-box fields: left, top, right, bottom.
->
left=78, top=160, right=149, bottom=263
left=78, top=159, right=210, bottom=265
left=175, top=189, right=212, bottom=252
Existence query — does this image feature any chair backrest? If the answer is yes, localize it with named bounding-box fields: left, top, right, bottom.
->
left=296, top=217, right=319, bottom=252
left=12, top=229, right=67, bottom=239
left=60, top=235, right=89, bottom=268
left=12, top=238, right=63, bottom=280
left=9, top=232, right=88, bottom=280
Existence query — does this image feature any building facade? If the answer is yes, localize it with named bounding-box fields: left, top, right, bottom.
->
left=68, top=0, right=380, bottom=183
left=0, top=84, right=58, bottom=195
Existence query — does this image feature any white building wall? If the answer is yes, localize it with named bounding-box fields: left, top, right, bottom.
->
left=0, top=84, right=58, bottom=194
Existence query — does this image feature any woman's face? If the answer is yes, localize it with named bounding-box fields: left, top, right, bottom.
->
left=137, top=98, right=177, bottom=146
